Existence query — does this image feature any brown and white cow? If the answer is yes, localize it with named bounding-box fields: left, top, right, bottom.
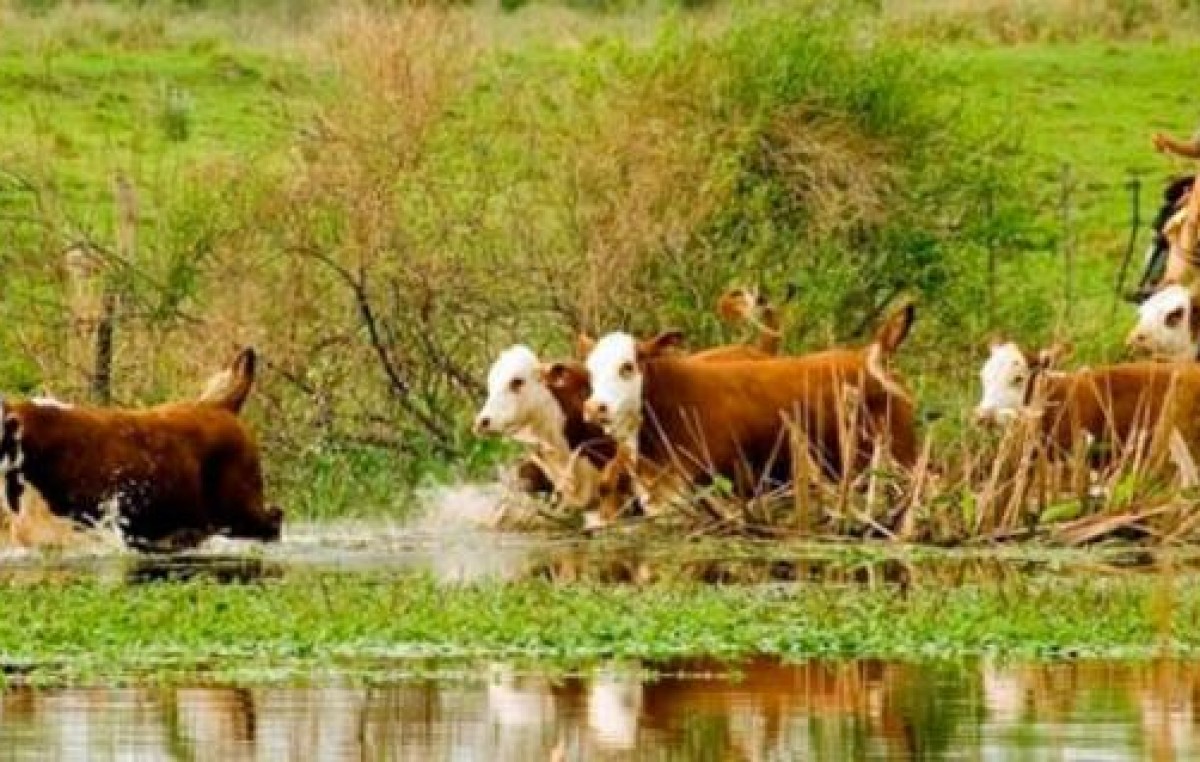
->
left=474, top=345, right=616, bottom=522
left=474, top=291, right=788, bottom=522
left=0, top=347, right=282, bottom=551
left=975, top=340, right=1200, bottom=463
left=580, top=302, right=917, bottom=509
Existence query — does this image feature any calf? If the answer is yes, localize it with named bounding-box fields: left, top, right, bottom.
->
left=581, top=302, right=917, bottom=507
left=474, top=346, right=615, bottom=516
left=0, top=347, right=282, bottom=551
left=975, top=340, right=1200, bottom=463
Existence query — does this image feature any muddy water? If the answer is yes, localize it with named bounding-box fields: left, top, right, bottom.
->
left=2, top=657, right=1200, bottom=760
left=0, top=518, right=1192, bottom=588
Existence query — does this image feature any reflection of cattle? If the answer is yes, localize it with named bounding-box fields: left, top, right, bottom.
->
left=176, top=688, right=256, bottom=762
left=2, top=659, right=1199, bottom=759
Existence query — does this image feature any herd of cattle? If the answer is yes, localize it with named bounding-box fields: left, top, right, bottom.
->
left=0, top=275, right=1199, bottom=550
left=475, top=282, right=1200, bottom=529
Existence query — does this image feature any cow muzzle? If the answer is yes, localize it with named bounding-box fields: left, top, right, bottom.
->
left=472, top=415, right=494, bottom=436
left=583, top=399, right=611, bottom=426
left=1125, top=329, right=1150, bottom=356
left=973, top=406, right=1002, bottom=427
left=974, top=406, right=1018, bottom=427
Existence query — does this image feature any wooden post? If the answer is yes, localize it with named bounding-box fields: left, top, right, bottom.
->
left=985, top=185, right=997, bottom=326
left=93, top=175, right=136, bottom=405
left=1059, top=164, right=1075, bottom=322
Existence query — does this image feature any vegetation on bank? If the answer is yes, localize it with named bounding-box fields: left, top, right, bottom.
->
left=0, top=0, right=1196, bottom=522
left=0, top=567, right=1193, bottom=681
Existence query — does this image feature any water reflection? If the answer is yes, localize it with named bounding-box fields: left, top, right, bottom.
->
left=4, top=658, right=1200, bottom=760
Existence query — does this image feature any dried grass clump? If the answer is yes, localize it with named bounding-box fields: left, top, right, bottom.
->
left=884, top=0, right=1200, bottom=44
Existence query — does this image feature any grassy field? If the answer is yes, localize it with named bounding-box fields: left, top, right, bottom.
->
left=0, top=1, right=1197, bottom=521
left=942, top=41, right=1200, bottom=349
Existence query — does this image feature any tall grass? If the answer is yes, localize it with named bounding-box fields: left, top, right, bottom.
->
left=885, top=0, right=1200, bottom=43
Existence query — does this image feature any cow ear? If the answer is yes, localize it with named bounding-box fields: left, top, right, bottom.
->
left=575, top=333, right=596, bottom=359
left=637, top=330, right=685, bottom=359
left=539, top=362, right=570, bottom=388
left=716, top=288, right=750, bottom=322
left=875, top=299, right=916, bottom=354
left=1036, top=342, right=1071, bottom=370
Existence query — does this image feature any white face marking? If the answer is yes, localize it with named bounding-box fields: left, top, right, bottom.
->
left=1128, top=285, right=1195, bottom=361
left=475, top=345, right=560, bottom=438
left=584, top=332, right=642, bottom=442
left=975, top=343, right=1032, bottom=423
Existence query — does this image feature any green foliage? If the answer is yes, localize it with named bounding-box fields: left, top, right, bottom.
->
left=0, top=568, right=1194, bottom=680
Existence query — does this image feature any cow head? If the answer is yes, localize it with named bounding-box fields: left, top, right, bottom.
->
left=975, top=340, right=1067, bottom=425
left=583, top=330, right=684, bottom=442
left=474, top=345, right=562, bottom=438
left=1126, top=284, right=1200, bottom=361
left=716, top=287, right=760, bottom=323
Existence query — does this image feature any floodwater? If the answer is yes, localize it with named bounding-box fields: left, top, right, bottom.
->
left=0, top=512, right=1192, bottom=589
left=3, top=657, right=1200, bottom=760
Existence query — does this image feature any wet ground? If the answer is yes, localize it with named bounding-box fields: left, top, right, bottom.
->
left=4, top=656, right=1200, bottom=760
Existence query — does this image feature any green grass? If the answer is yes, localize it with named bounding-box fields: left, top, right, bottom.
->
left=940, top=42, right=1200, bottom=350
left=0, top=567, right=1195, bottom=682
left=898, top=41, right=1200, bottom=437
left=0, top=14, right=316, bottom=217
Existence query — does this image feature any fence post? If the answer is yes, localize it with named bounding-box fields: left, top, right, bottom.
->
left=93, top=174, right=134, bottom=405
left=1112, top=173, right=1141, bottom=317
left=1059, top=164, right=1075, bottom=322
left=985, top=184, right=996, bottom=326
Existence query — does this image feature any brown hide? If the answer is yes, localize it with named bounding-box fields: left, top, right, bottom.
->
left=523, top=343, right=779, bottom=498
left=543, top=361, right=617, bottom=468
left=636, top=349, right=916, bottom=492
left=1033, top=362, right=1200, bottom=460
left=2, top=399, right=282, bottom=551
